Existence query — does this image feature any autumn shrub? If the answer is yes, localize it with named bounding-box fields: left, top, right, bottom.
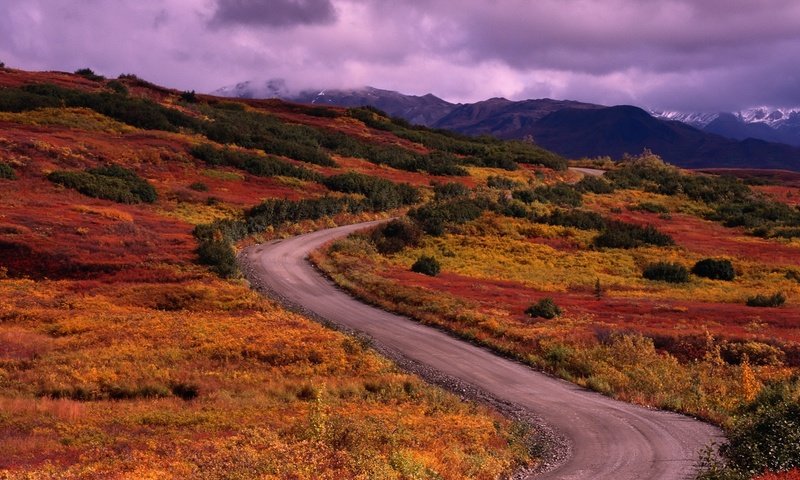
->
left=575, top=175, right=615, bottom=194
left=408, top=197, right=487, bottom=235
left=525, top=298, right=562, bottom=319
left=370, top=219, right=422, bottom=254
left=513, top=183, right=582, bottom=207
left=534, top=208, right=607, bottom=230
left=720, top=382, right=800, bottom=477
left=106, top=80, right=128, bottom=95
left=594, top=221, right=674, bottom=249
left=411, top=255, right=441, bottom=276
left=75, top=68, right=104, bottom=81
left=189, top=143, right=322, bottom=181
left=15, top=83, right=200, bottom=132
left=48, top=165, right=157, bottom=204
left=0, top=162, right=16, bottom=180
left=487, top=175, right=521, bottom=190
left=196, top=239, right=238, bottom=278
left=189, top=182, right=208, bottom=192
left=180, top=90, right=198, bottom=103
left=693, top=258, right=736, bottom=281
left=433, top=181, right=471, bottom=201
left=246, top=197, right=359, bottom=233
left=323, top=172, right=420, bottom=209
left=642, top=262, right=689, bottom=283
left=746, top=292, right=786, bottom=308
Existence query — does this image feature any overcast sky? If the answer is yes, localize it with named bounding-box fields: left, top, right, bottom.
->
left=2, top=0, right=800, bottom=111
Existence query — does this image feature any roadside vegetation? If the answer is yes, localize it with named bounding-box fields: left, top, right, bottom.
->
left=314, top=151, right=800, bottom=480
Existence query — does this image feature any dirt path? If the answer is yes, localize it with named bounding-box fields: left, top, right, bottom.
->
left=243, top=221, right=722, bottom=479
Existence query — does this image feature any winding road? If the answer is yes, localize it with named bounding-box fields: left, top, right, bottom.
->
left=243, top=221, right=722, bottom=479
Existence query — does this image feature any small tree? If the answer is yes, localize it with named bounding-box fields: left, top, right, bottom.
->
left=411, top=255, right=440, bottom=276
left=642, top=262, right=689, bottom=283
left=525, top=298, right=562, bottom=319
left=692, top=258, right=736, bottom=281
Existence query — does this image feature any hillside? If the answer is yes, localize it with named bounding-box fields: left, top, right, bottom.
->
left=215, top=82, right=800, bottom=171
left=0, top=67, right=549, bottom=478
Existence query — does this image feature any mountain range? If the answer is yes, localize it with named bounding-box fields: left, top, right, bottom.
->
left=213, top=80, right=800, bottom=171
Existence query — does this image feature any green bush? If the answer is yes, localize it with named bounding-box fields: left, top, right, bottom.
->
left=323, top=172, right=420, bottom=210
left=408, top=198, right=487, bottom=235
left=4, top=83, right=200, bottom=132
left=189, top=143, right=322, bottom=181
left=513, top=183, right=583, bottom=207
left=196, top=239, right=238, bottom=278
left=411, top=255, right=440, bottom=276
left=692, top=259, right=736, bottom=281
left=746, top=292, right=786, bottom=308
left=189, top=182, right=208, bottom=192
left=0, top=162, right=16, bottom=180
left=642, top=262, right=689, bottom=283
left=594, top=221, right=674, bottom=249
left=74, top=68, right=104, bottom=81
left=48, top=165, right=157, bottom=204
left=575, top=175, right=615, bottom=194
left=370, top=219, right=422, bottom=254
left=433, top=182, right=471, bottom=201
left=180, top=90, right=198, bottom=103
left=486, top=175, right=520, bottom=190
left=533, top=209, right=607, bottom=231
left=525, top=298, right=562, bottom=319
left=722, top=384, right=800, bottom=477
left=105, top=80, right=128, bottom=96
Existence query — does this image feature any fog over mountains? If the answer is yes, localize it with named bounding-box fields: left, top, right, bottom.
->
left=213, top=80, right=800, bottom=171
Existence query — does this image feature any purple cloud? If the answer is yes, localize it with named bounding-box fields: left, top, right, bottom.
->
left=210, top=0, right=337, bottom=28
left=0, top=0, right=798, bottom=112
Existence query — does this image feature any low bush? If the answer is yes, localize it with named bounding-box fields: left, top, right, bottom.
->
left=189, top=182, right=208, bottom=192
left=370, top=219, right=422, bottom=254
left=408, top=197, right=487, bottom=235
left=746, top=292, right=786, bottom=308
left=0, top=162, right=16, bottom=180
left=575, top=175, right=615, bottom=194
left=486, top=175, right=520, bottom=190
left=692, top=258, right=736, bottom=281
left=433, top=182, right=471, bottom=201
left=196, top=239, right=238, bottom=278
left=722, top=383, right=800, bottom=477
left=48, top=165, right=157, bottom=204
left=594, top=221, right=674, bottom=249
left=513, top=183, right=583, bottom=207
left=322, top=172, right=420, bottom=210
left=411, top=255, right=440, bottom=276
left=74, top=68, right=104, bottom=81
left=525, top=298, right=562, bottom=319
left=534, top=209, right=607, bottom=231
left=642, top=262, right=689, bottom=283
left=189, top=143, right=322, bottom=181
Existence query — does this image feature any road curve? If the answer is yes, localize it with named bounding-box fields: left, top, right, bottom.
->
left=243, top=221, right=722, bottom=480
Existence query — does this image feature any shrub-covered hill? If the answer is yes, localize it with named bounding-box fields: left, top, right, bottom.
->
left=0, top=68, right=553, bottom=478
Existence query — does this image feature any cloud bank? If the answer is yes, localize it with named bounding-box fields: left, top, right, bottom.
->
left=1, top=0, right=799, bottom=111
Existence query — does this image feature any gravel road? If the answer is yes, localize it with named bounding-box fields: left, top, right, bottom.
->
left=242, top=221, right=722, bottom=479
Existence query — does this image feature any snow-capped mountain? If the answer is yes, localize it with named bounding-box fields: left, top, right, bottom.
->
left=651, top=107, right=800, bottom=146
left=212, top=79, right=295, bottom=99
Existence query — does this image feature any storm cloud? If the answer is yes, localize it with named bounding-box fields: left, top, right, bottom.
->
left=1, top=0, right=799, bottom=111
left=210, top=0, right=337, bottom=28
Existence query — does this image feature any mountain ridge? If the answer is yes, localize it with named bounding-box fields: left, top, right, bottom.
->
left=213, top=80, right=800, bottom=171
